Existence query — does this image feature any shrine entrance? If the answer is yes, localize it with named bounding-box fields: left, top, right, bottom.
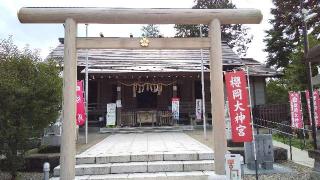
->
left=18, top=7, right=262, bottom=179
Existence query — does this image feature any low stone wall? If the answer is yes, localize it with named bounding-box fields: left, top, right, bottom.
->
left=24, top=153, right=60, bottom=172
left=229, top=146, right=288, bottom=163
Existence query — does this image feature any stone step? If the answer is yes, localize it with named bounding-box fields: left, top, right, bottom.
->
left=76, top=151, right=214, bottom=164
left=54, top=160, right=215, bottom=176
left=51, top=171, right=226, bottom=180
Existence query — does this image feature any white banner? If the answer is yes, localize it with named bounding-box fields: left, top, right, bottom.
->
left=106, top=103, right=116, bottom=126
left=196, top=99, right=202, bottom=120
left=172, top=98, right=180, bottom=120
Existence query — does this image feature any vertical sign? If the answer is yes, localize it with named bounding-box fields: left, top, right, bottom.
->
left=76, top=80, right=86, bottom=126
left=225, top=70, right=253, bottom=142
left=106, top=103, right=116, bottom=126
left=305, top=90, right=312, bottom=126
left=196, top=99, right=202, bottom=120
left=289, top=92, right=303, bottom=129
left=313, top=90, right=320, bottom=127
left=172, top=98, right=180, bottom=120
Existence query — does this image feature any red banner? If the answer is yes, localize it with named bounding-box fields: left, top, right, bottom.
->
left=312, top=90, right=320, bottom=127
left=225, top=70, right=253, bottom=142
left=306, top=91, right=312, bottom=125
left=76, top=80, right=86, bottom=126
left=289, top=92, right=303, bottom=129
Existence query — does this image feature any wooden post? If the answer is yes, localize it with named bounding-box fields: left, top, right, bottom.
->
left=60, top=18, right=77, bottom=180
left=209, top=18, right=227, bottom=175
left=116, top=84, right=122, bottom=127
left=173, top=84, right=177, bottom=97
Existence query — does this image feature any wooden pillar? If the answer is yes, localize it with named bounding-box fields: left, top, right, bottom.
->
left=173, top=83, right=177, bottom=97
left=60, top=18, right=77, bottom=180
left=116, top=84, right=122, bottom=126
left=209, top=18, right=227, bottom=175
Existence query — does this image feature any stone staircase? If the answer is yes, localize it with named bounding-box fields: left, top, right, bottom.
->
left=51, top=133, right=225, bottom=179
left=52, top=151, right=216, bottom=179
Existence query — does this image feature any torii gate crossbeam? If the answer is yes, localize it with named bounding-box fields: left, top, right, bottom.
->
left=18, top=7, right=262, bottom=179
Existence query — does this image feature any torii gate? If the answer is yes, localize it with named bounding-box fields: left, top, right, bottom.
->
left=18, top=8, right=262, bottom=179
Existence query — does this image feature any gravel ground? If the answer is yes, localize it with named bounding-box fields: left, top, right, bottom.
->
left=186, top=129, right=313, bottom=180
left=244, top=161, right=312, bottom=180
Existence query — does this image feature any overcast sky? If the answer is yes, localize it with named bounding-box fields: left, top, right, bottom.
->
left=0, top=0, right=274, bottom=63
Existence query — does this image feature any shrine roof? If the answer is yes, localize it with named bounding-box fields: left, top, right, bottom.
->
left=48, top=40, right=280, bottom=77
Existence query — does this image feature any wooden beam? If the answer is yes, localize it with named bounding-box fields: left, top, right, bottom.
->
left=18, top=8, right=262, bottom=24
left=60, top=18, right=77, bottom=180
left=209, top=18, right=227, bottom=175
left=77, top=37, right=210, bottom=49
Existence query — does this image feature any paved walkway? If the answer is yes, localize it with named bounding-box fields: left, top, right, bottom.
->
left=78, top=132, right=213, bottom=157
left=273, top=140, right=314, bottom=167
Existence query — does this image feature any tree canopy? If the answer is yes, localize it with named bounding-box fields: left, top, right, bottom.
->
left=264, top=0, right=320, bottom=69
left=266, top=35, right=320, bottom=104
left=141, top=24, right=161, bottom=37
left=174, top=0, right=252, bottom=56
left=0, top=36, right=62, bottom=179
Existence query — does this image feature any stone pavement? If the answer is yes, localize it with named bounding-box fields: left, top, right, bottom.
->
left=78, top=132, right=213, bottom=156
left=52, top=132, right=226, bottom=179
left=273, top=140, right=314, bottom=167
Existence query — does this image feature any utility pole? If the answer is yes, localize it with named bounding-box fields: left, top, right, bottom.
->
left=301, top=0, right=317, bottom=149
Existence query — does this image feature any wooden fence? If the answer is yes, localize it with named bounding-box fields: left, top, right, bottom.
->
left=253, top=104, right=290, bottom=127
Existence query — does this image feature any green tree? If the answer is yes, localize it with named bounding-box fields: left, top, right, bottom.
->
left=266, top=79, right=288, bottom=104
left=264, top=0, right=319, bottom=69
left=266, top=35, right=320, bottom=104
left=174, top=0, right=252, bottom=56
left=141, top=24, right=160, bottom=37
left=0, top=37, right=62, bottom=179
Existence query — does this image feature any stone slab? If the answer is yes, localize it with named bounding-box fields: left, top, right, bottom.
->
left=54, top=164, right=111, bottom=176
left=130, top=153, right=149, bottom=162
left=148, top=161, right=183, bottom=172
left=204, top=171, right=227, bottom=180
left=127, top=172, right=166, bottom=179
left=96, top=154, right=131, bottom=164
left=89, top=174, right=129, bottom=180
left=166, top=171, right=207, bottom=180
left=183, top=160, right=215, bottom=171
left=111, top=162, right=148, bottom=174
left=198, top=152, right=214, bottom=160
left=164, top=152, right=198, bottom=161
left=148, top=152, right=164, bottom=161
left=81, top=164, right=111, bottom=175
left=76, top=156, right=95, bottom=164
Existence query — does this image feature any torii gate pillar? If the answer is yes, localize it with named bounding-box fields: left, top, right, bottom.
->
left=210, top=18, right=227, bottom=174
left=60, top=18, right=77, bottom=179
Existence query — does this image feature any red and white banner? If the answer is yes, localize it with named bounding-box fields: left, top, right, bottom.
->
left=306, top=90, right=312, bottom=125
left=172, top=98, right=180, bottom=120
left=76, top=80, right=86, bottom=126
left=289, top=92, right=303, bottom=129
left=313, top=90, right=320, bottom=127
left=306, top=90, right=320, bottom=127
left=225, top=70, right=253, bottom=142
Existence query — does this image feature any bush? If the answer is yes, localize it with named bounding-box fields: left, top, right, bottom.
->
left=0, top=36, right=62, bottom=179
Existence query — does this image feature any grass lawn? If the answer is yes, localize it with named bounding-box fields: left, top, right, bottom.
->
left=272, top=133, right=314, bottom=150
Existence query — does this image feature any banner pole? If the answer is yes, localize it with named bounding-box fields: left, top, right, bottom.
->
left=85, top=24, right=89, bottom=144
left=199, top=25, right=207, bottom=140
left=246, top=66, right=258, bottom=180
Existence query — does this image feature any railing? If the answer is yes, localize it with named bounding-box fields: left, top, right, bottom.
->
left=253, top=104, right=290, bottom=127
